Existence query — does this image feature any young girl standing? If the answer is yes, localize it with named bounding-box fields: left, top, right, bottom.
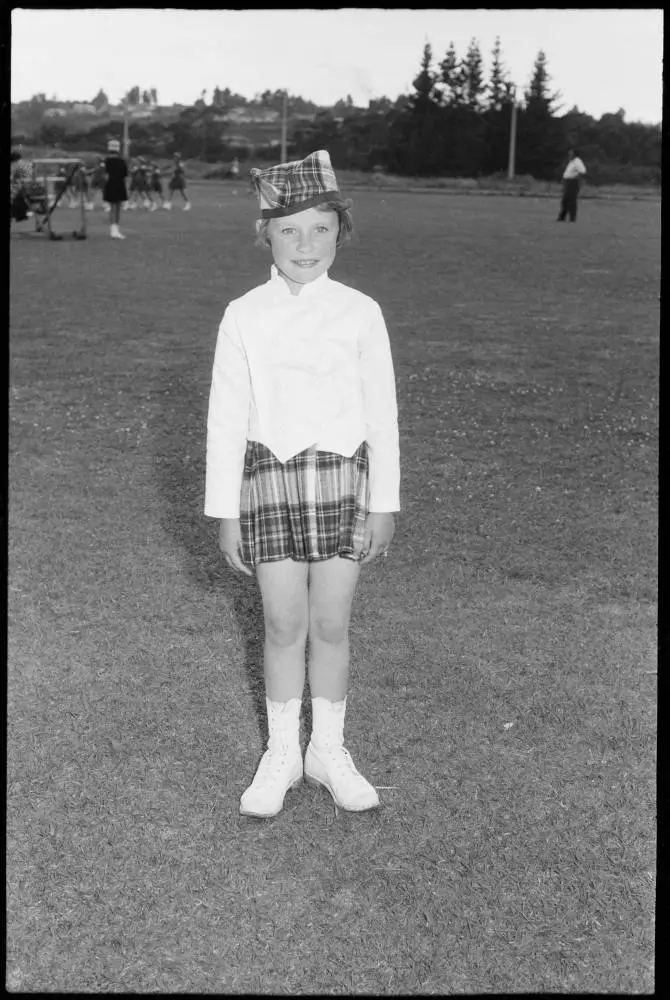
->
left=70, top=163, right=93, bottom=211
left=90, top=157, right=107, bottom=210
left=164, top=154, right=190, bottom=211
left=205, top=150, right=400, bottom=818
left=148, top=162, right=165, bottom=210
left=103, top=139, right=128, bottom=239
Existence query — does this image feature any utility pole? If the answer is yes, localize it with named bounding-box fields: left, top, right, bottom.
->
left=122, top=101, right=130, bottom=160
left=280, top=89, right=288, bottom=162
left=507, top=86, right=517, bottom=180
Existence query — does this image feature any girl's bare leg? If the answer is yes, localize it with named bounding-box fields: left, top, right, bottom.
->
left=255, top=560, right=310, bottom=701
left=307, top=556, right=361, bottom=701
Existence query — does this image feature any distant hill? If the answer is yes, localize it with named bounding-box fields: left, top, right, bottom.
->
left=11, top=99, right=338, bottom=159
left=11, top=99, right=328, bottom=138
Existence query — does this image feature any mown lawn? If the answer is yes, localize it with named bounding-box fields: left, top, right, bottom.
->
left=8, top=184, right=658, bottom=993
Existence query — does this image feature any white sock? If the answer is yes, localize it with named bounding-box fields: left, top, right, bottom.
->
left=311, top=696, right=346, bottom=749
left=266, top=697, right=302, bottom=752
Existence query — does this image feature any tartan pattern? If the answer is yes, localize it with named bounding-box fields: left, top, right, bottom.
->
left=240, top=441, right=368, bottom=566
left=250, top=150, right=340, bottom=218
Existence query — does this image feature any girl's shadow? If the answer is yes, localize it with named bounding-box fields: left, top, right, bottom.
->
left=151, top=362, right=276, bottom=741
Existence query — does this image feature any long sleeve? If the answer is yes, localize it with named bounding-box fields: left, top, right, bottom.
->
left=359, top=303, right=401, bottom=512
left=205, top=307, right=252, bottom=518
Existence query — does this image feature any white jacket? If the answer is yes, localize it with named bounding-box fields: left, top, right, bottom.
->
left=205, top=265, right=400, bottom=517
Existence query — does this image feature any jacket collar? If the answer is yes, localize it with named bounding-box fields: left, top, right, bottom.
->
left=269, top=264, right=331, bottom=299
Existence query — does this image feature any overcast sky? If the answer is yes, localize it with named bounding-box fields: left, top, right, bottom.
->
left=10, top=8, right=663, bottom=124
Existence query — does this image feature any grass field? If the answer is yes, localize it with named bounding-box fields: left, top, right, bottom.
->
left=8, top=183, right=658, bottom=993
left=20, top=146, right=661, bottom=201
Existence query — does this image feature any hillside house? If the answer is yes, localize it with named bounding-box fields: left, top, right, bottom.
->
left=224, top=107, right=280, bottom=124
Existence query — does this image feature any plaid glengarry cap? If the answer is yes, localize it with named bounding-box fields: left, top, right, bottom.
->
left=250, top=149, right=343, bottom=219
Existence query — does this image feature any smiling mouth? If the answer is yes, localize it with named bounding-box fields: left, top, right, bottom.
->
left=293, top=259, right=319, bottom=267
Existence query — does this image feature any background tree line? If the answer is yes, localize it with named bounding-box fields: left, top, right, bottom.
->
left=290, top=41, right=660, bottom=185
left=13, top=39, right=660, bottom=185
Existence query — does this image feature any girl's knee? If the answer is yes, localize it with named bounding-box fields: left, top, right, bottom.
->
left=264, top=611, right=307, bottom=647
left=257, top=560, right=309, bottom=646
left=309, top=612, right=349, bottom=645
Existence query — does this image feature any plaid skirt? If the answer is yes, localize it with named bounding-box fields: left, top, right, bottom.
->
left=240, top=441, right=369, bottom=566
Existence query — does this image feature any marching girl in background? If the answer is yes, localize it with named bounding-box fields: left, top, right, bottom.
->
left=70, top=164, right=94, bottom=211
left=136, top=157, right=152, bottom=210
left=53, top=165, right=70, bottom=208
left=148, top=161, right=165, bottom=210
left=164, top=153, right=190, bottom=210
left=103, top=138, right=129, bottom=239
left=127, top=157, right=151, bottom=211
left=90, top=157, right=108, bottom=210
left=126, top=159, right=139, bottom=210
left=205, top=150, right=400, bottom=819
left=65, top=167, right=79, bottom=209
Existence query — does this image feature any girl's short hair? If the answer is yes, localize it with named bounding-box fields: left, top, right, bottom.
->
left=255, top=198, right=353, bottom=249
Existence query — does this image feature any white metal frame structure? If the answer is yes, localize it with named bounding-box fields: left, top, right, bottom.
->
left=28, top=158, right=87, bottom=240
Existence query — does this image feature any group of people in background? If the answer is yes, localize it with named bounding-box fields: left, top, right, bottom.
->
left=123, top=155, right=190, bottom=212
left=12, top=142, right=587, bottom=237
left=101, top=143, right=192, bottom=237
left=42, top=143, right=192, bottom=239
left=10, top=141, right=192, bottom=237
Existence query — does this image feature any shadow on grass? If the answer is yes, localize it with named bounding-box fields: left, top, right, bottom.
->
left=150, top=362, right=269, bottom=741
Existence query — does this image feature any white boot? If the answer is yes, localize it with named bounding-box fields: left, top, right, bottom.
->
left=183, top=201, right=191, bottom=211
left=239, top=698, right=303, bottom=818
left=110, top=224, right=125, bottom=240
left=304, top=697, right=379, bottom=811
left=163, top=201, right=172, bottom=210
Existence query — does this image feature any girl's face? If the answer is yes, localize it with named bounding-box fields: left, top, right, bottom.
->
left=267, top=206, right=339, bottom=294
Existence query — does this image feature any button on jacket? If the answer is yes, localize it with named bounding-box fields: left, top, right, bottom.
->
left=205, top=266, right=400, bottom=518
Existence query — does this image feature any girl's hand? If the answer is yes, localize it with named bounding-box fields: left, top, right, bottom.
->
left=218, top=518, right=254, bottom=577
left=360, top=512, right=396, bottom=566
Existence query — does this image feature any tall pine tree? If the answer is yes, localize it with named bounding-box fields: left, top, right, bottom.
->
left=518, top=50, right=564, bottom=179
left=462, top=38, right=485, bottom=111
left=409, top=43, right=442, bottom=113
left=524, top=50, right=561, bottom=116
left=396, top=43, right=443, bottom=174
left=481, top=38, right=513, bottom=174
left=486, top=36, right=506, bottom=112
left=440, top=42, right=466, bottom=107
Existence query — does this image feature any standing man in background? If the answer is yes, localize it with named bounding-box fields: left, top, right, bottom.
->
left=557, top=148, right=587, bottom=222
